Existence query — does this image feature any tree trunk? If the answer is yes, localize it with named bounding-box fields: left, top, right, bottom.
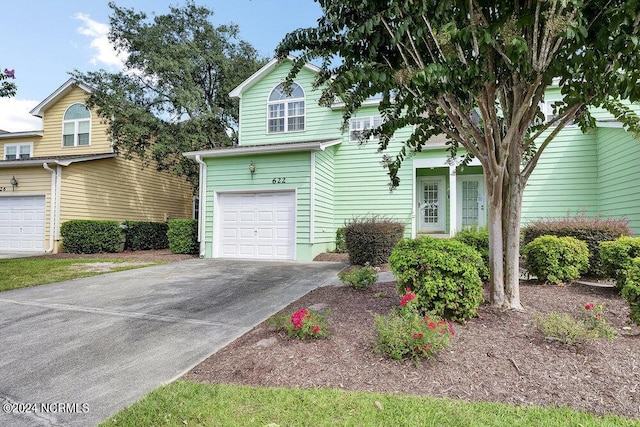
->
left=484, top=147, right=525, bottom=310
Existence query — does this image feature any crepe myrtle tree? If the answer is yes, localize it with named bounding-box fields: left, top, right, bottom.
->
left=277, top=0, right=640, bottom=309
left=71, top=1, right=266, bottom=190
left=1, top=68, right=16, bottom=98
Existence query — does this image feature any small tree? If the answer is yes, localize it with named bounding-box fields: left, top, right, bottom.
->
left=1, top=68, right=16, bottom=98
left=277, top=1, right=640, bottom=309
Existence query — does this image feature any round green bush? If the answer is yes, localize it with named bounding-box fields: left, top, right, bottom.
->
left=523, top=235, right=589, bottom=284
left=389, top=237, right=484, bottom=322
left=621, top=257, right=640, bottom=325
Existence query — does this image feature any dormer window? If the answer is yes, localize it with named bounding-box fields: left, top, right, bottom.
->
left=62, top=103, right=91, bottom=147
left=267, top=82, right=305, bottom=133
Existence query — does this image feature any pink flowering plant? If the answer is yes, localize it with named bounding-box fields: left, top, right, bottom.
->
left=271, top=308, right=329, bottom=340
left=534, top=301, right=616, bottom=346
left=374, top=288, right=454, bottom=364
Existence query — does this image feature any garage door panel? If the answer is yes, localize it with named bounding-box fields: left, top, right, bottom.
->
left=0, top=196, right=45, bottom=252
left=218, top=192, right=295, bottom=260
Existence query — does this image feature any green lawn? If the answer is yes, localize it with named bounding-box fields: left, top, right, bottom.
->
left=0, top=257, right=162, bottom=292
left=101, top=382, right=639, bottom=427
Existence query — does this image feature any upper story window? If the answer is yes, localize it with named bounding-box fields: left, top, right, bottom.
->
left=350, top=116, right=382, bottom=142
left=540, top=100, right=574, bottom=127
left=4, top=143, right=32, bottom=160
left=267, top=83, right=305, bottom=133
left=63, top=103, right=91, bottom=147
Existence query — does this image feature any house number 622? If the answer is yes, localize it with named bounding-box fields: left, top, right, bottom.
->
left=272, top=177, right=286, bottom=184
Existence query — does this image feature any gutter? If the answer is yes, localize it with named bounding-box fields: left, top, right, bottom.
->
left=194, top=155, right=207, bottom=258
left=42, top=163, right=56, bottom=253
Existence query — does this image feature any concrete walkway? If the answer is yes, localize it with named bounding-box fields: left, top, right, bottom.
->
left=0, top=258, right=345, bottom=426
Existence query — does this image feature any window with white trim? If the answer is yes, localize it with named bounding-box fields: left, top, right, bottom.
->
left=349, top=116, right=382, bottom=142
left=267, top=83, right=305, bottom=133
left=4, top=143, right=32, bottom=160
left=62, top=103, right=91, bottom=147
left=540, top=100, right=574, bottom=126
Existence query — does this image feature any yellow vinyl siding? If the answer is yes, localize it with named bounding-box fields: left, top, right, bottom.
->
left=35, top=87, right=112, bottom=158
left=0, top=166, right=54, bottom=249
left=58, top=155, right=192, bottom=223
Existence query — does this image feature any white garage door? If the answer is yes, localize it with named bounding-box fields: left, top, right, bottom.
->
left=218, top=191, right=295, bottom=260
left=0, top=196, right=46, bottom=251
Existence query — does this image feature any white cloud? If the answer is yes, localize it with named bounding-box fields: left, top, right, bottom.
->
left=0, top=98, right=42, bottom=132
left=74, top=12, right=127, bottom=69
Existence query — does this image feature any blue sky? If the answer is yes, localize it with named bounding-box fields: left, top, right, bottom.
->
left=0, top=0, right=322, bottom=131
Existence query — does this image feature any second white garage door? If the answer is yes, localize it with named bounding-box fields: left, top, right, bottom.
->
left=0, top=196, right=46, bottom=251
left=218, top=191, right=295, bottom=260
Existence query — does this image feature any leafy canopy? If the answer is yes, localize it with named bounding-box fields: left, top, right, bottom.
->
left=277, top=0, right=640, bottom=187
left=72, top=1, right=267, bottom=189
left=1, top=68, right=16, bottom=98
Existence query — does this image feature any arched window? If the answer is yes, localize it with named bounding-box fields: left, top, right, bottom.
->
left=267, top=82, right=305, bottom=133
left=63, top=103, right=91, bottom=146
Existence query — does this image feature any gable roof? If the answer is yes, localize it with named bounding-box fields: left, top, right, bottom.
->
left=29, top=78, right=93, bottom=118
left=229, top=57, right=321, bottom=99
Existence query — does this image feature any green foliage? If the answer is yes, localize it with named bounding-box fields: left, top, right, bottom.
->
left=167, top=219, right=199, bottom=254
left=334, top=227, right=347, bottom=253
left=277, top=0, right=640, bottom=305
left=534, top=303, right=616, bottom=347
left=338, top=265, right=378, bottom=290
left=374, top=289, right=453, bottom=364
left=621, top=257, right=640, bottom=325
left=454, top=226, right=489, bottom=281
left=344, top=217, right=405, bottom=266
left=123, top=221, right=169, bottom=250
left=389, top=237, right=484, bottom=322
left=523, top=236, right=589, bottom=284
left=60, top=220, right=124, bottom=254
left=600, top=236, right=640, bottom=290
left=270, top=308, right=329, bottom=340
left=522, top=214, right=631, bottom=277
left=1, top=67, right=16, bottom=98
left=71, top=2, right=267, bottom=189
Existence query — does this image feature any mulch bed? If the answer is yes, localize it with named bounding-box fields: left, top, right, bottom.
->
left=184, top=274, right=640, bottom=420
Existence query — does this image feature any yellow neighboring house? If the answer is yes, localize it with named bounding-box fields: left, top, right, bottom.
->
left=0, top=79, right=194, bottom=253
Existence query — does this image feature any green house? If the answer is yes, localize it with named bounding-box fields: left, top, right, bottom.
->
left=184, top=58, right=640, bottom=261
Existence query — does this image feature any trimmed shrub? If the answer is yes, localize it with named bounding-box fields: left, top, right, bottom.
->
left=523, top=235, right=589, bottom=284
left=338, top=265, right=378, bottom=290
left=123, top=221, right=169, bottom=251
left=167, top=219, right=199, bottom=254
left=389, top=237, right=484, bottom=322
left=453, top=227, right=489, bottom=281
left=600, top=236, right=640, bottom=290
left=522, top=214, right=630, bottom=277
left=344, top=217, right=405, bottom=266
left=621, top=257, right=640, bottom=325
left=60, top=220, right=123, bottom=254
left=334, top=227, right=347, bottom=253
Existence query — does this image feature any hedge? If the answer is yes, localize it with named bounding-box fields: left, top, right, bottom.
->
left=60, top=220, right=123, bottom=254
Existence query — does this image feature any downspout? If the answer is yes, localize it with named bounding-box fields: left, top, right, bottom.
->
left=309, top=152, right=316, bottom=245
left=42, top=163, right=56, bottom=252
left=55, top=165, right=62, bottom=240
left=194, top=155, right=207, bottom=258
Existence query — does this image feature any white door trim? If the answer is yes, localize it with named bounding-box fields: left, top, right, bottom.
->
left=456, top=174, right=486, bottom=230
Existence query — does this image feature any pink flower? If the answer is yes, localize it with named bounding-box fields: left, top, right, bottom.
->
left=585, top=303, right=595, bottom=310
left=312, top=325, right=320, bottom=334
left=400, top=292, right=416, bottom=307
left=428, top=322, right=436, bottom=330
left=4, top=69, right=15, bottom=79
left=413, top=333, right=424, bottom=339
left=291, top=308, right=309, bottom=329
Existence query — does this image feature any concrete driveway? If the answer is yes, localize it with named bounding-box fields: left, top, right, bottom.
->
left=0, top=258, right=345, bottom=427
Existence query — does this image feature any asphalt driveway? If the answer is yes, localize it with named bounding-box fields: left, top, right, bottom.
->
left=0, top=258, right=345, bottom=426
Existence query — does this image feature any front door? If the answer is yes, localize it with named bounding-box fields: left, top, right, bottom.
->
left=457, top=175, right=486, bottom=230
left=418, top=177, right=446, bottom=233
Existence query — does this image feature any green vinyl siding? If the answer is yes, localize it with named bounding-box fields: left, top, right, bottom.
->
left=597, top=128, right=640, bottom=233
left=239, top=62, right=343, bottom=146
left=203, top=152, right=311, bottom=259
left=521, top=128, right=598, bottom=225
left=313, top=147, right=335, bottom=254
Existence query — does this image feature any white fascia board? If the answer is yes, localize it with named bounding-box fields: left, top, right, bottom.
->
left=0, top=153, right=116, bottom=168
left=0, top=130, right=43, bottom=139
left=184, top=139, right=341, bottom=159
left=331, top=98, right=382, bottom=110
left=29, top=78, right=93, bottom=117
left=229, top=56, right=321, bottom=99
